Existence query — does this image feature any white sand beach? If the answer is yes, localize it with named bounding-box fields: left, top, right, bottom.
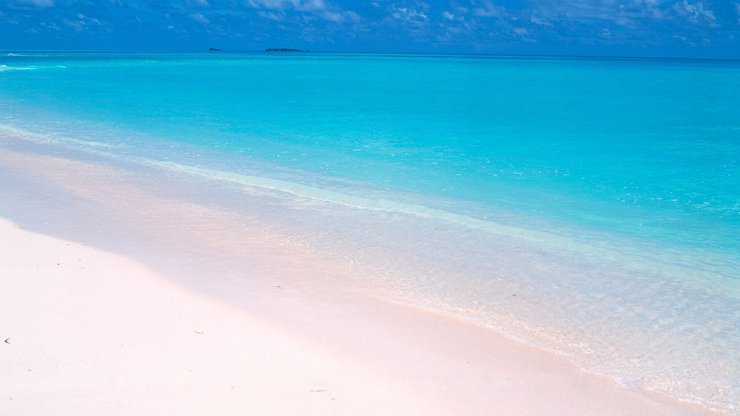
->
left=0, top=141, right=719, bottom=415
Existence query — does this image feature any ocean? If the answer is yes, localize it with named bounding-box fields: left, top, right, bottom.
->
left=1, top=52, right=738, bottom=413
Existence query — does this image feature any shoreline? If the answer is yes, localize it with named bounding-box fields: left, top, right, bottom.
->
left=0, top=135, right=721, bottom=415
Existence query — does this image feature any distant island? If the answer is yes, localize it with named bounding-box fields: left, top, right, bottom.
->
left=208, top=47, right=222, bottom=51
left=265, top=48, right=306, bottom=52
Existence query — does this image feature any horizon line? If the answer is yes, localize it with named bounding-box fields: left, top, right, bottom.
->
left=3, top=48, right=740, bottom=63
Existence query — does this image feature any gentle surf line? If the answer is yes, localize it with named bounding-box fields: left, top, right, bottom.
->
left=0, top=123, right=121, bottom=149
left=148, top=160, right=740, bottom=284
left=2, top=122, right=737, bottom=287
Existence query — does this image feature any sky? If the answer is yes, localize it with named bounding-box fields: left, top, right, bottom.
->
left=1, top=0, right=738, bottom=58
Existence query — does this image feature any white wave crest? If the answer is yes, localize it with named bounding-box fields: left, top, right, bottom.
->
left=0, top=64, right=35, bottom=72
left=6, top=52, right=50, bottom=57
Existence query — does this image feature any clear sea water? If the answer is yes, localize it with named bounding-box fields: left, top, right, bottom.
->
left=1, top=52, right=738, bottom=413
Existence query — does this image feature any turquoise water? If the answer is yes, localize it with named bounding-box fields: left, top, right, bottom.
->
left=1, top=52, right=739, bottom=412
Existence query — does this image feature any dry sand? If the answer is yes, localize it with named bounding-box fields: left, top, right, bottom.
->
left=0, top=219, right=717, bottom=416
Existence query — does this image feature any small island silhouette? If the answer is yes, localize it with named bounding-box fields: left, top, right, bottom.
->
left=265, top=48, right=306, bottom=52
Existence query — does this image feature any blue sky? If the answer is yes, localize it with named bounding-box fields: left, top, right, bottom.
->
left=1, top=0, right=738, bottom=57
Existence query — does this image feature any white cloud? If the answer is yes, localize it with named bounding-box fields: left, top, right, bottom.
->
left=249, top=0, right=358, bottom=23
left=390, top=5, right=428, bottom=26
left=39, top=20, right=61, bottom=30
left=632, top=0, right=667, bottom=19
left=248, top=0, right=328, bottom=12
left=511, top=26, right=535, bottom=42
left=188, top=0, right=210, bottom=6
left=529, top=0, right=720, bottom=30
left=17, top=0, right=54, bottom=7
left=189, top=12, right=210, bottom=24
left=529, top=15, right=552, bottom=26
left=473, top=0, right=505, bottom=18
left=442, top=11, right=455, bottom=21
left=673, top=33, right=697, bottom=45
left=63, top=13, right=105, bottom=32
left=735, top=2, right=740, bottom=23
left=319, top=10, right=360, bottom=23
left=673, top=0, right=716, bottom=26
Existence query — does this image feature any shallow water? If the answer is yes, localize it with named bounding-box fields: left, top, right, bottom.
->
left=1, top=52, right=738, bottom=412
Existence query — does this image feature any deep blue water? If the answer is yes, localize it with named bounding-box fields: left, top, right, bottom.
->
left=1, top=52, right=738, bottom=412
